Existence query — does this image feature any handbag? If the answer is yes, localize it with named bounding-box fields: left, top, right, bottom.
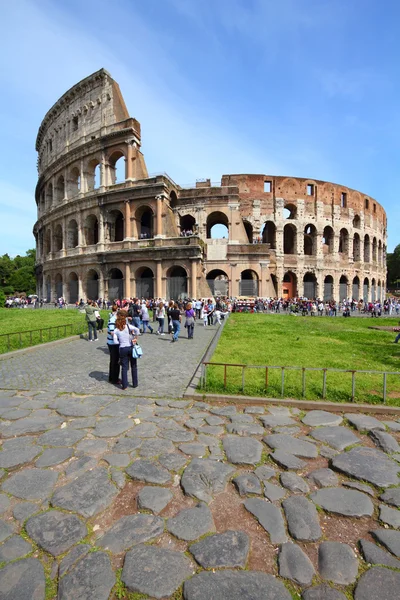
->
left=185, top=317, right=194, bottom=326
left=132, top=343, right=143, bottom=359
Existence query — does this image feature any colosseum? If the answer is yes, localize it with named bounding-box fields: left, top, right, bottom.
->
left=33, top=69, right=387, bottom=303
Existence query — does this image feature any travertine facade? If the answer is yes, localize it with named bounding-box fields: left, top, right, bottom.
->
left=34, top=69, right=387, bottom=303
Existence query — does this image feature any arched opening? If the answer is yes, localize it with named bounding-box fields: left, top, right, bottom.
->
left=180, top=214, right=195, bottom=236
left=68, top=167, right=80, bottom=197
left=46, top=275, right=51, bottom=303
left=87, top=269, right=99, bottom=301
left=261, top=221, right=276, bottom=248
left=304, top=224, right=316, bottom=256
left=303, top=272, right=317, bottom=299
left=322, top=226, right=334, bottom=254
left=40, top=191, right=45, bottom=214
left=352, top=276, right=360, bottom=300
left=283, top=224, right=296, bottom=254
left=167, top=266, right=188, bottom=300
left=339, top=275, right=348, bottom=301
left=108, top=268, right=124, bottom=300
left=170, top=191, right=178, bottom=209
left=206, top=269, right=229, bottom=297
left=353, top=215, right=361, bottom=229
left=323, top=275, right=334, bottom=301
left=339, top=228, right=349, bottom=255
left=135, top=267, right=154, bottom=299
left=378, top=240, right=382, bottom=265
left=363, top=277, right=369, bottom=301
left=68, top=272, right=79, bottom=304
left=377, top=280, right=381, bottom=302
left=372, top=237, right=377, bottom=263
left=353, top=233, right=361, bottom=261
left=55, top=176, right=65, bottom=203
left=86, top=159, right=101, bottom=191
left=44, top=229, right=51, bottom=255
left=271, top=274, right=278, bottom=296
left=283, top=204, right=297, bottom=219
left=108, top=210, right=124, bottom=242
left=137, top=207, right=154, bottom=239
left=109, top=151, right=125, bottom=184
left=46, top=183, right=53, bottom=211
left=371, top=278, right=376, bottom=302
left=282, top=271, right=297, bottom=299
left=364, top=235, right=371, bottom=263
left=84, top=215, right=98, bottom=246
left=243, top=221, right=253, bottom=243
left=240, top=270, right=259, bottom=296
left=66, top=220, right=78, bottom=249
left=206, top=211, right=229, bottom=239
left=55, top=273, right=63, bottom=300
left=53, top=224, right=63, bottom=252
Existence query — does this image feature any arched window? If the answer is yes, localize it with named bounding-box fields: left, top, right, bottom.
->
left=378, top=240, right=382, bottom=265
left=87, top=269, right=99, bottom=301
left=339, top=229, right=349, bottom=255
left=243, top=221, right=253, bottom=243
left=170, top=191, right=178, bottom=209
left=304, top=224, right=316, bottom=256
left=67, top=220, right=79, bottom=248
left=206, top=269, right=229, bottom=297
left=46, top=183, right=53, bottom=211
left=283, top=204, right=297, bottom=219
left=167, top=266, right=188, bottom=300
left=323, top=275, right=334, bottom=301
left=86, top=159, right=101, bottom=191
left=53, top=224, right=63, bottom=252
left=84, top=215, right=99, bottom=246
left=284, top=224, right=296, bottom=254
left=352, top=276, right=360, bottom=300
left=240, top=270, right=259, bottom=296
left=55, top=273, right=63, bottom=300
left=68, top=167, right=80, bottom=197
left=55, top=176, right=65, bottom=203
left=109, top=151, right=125, bottom=184
left=371, top=278, right=376, bottom=302
left=364, top=235, right=371, bottom=263
left=180, top=214, right=196, bottom=235
left=282, top=271, right=297, bottom=299
left=44, top=229, right=51, bottom=254
left=372, top=237, right=377, bottom=263
left=322, top=226, right=334, bottom=254
left=108, top=268, right=124, bottom=300
left=206, top=212, right=229, bottom=239
left=303, top=272, right=317, bottom=299
left=353, top=215, right=361, bottom=229
left=261, top=222, right=276, bottom=248
left=68, top=272, right=79, bottom=304
left=46, top=275, right=51, bottom=303
left=136, top=267, right=154, bottom=299
left=363, top=277, right=369, bottom=301
left=108, top=210, right=124, bottom=242
left=353, top=233, right=361, bottom=261
left=139, top=208, right=154, bottom=239
left=339, top=275, right=348, bottom=301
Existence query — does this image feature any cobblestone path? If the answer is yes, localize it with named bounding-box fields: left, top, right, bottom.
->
left=0, top=321, right=217, bottom=397
left=0, top=387, right=399, bottom=599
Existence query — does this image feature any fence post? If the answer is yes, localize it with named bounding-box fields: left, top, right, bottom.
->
left=265, top=367, right=268, bottom=390
left=351, top=371, right=356, bottom=402
left=201, top=363, right=205, bottom=388
left=224, top=364, right=227, bottom=389
left=7, top=334, right=10, bottom=352
left=302, top=368, right=306, bottom=397
left=19, top=332, right=22, bottom=348
left=383, top=372, right=387, bottom=404
left=204, top=363, right=207, bottom=389
left=281, top=367, right=285, bottom=397
left=242, top=366, right=245, bottom=392
left=322, top=369, right=327, bottom=399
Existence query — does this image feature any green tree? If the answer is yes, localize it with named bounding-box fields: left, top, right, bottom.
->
left=387, top=244, right=400, bottom=288
left=0, top=289, right=5, bottom=308
left=0, top=249, right=36, bottom=295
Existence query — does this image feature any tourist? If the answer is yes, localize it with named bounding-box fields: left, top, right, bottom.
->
left=113, top=310, right=138, bottom=389
left=107, top=305, right=120, bottom=385
left=206, top=299, right=215, bottom=326
left=167, top=300, right=174, bottom=334
left=393, top=322, right=400, bottom=344
left=170, top=303, right=182, bottom=343
left=156, top=302, right=166, bottom=335
left=141, top=302, right=153, bottom=334
left=184, top=302, right=195, bottom=339
left=84, top=300, right=98, bottom=341
left=195, top=298, right=203, bottom=319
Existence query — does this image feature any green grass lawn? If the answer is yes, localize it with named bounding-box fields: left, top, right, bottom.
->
left=204, top=313, right=400, bottom=405
left=0, top=308, right=109, bottom=353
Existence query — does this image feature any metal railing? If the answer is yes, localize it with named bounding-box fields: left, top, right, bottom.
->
left=200, top=362, right=400, bottom=404
left=0, top=322, right=86, bottom=354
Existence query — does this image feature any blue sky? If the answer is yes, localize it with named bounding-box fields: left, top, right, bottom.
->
left=1, top=0, right=399, bottom=256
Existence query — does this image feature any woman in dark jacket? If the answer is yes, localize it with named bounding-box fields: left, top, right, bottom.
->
left=184, top=302, right=195, bottom=339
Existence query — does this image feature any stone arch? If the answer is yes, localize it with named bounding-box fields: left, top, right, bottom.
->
left=371, top=278, right=376, bottom=302
left=180, top=214, right=195, bottom=234
left=303, top=272, right=317, bottom=299
left=65, top=219, right=78, bottom=249
left=243, top=220, right=253, bottom=243
left=108, top=268, right=124, bottom=300
left=323, top=275, right=334, bottom=301
left=206, top=211, right=229, bottom=239
left=322, top=226, right=334, bottom=254
left=377, top=280, right=382, bottom=302
left=283, top=223, right=296, bottom=254
left=283, top=203, right=297, bottom=220
left=282, top=271, right=297, bottom=299
left=353, top=233, right=361, bottom=261
left=84, top=215, right=99, bottom=246
left=261, top=221, right=276, bottom=248
left=372, top=237, right=377, bottom=263
left=206, top=269, right=229, bottom=297
left=339, top=228, right=349, bottom=255
left=46, top=183, right=53, bottom=211
left=53, top=224, right=63, bottom=252
left=352, top=276, right=360, bottom=300
left=378, top=240, right=382, bottom=265
left=135, top=266, right=154, bottom=299
left=86, top=158, right=101, bottom=191
left=108, top=150, right=126, bottom=184
left=68, top=166, right=80, bottom=197
left=353, top=214, right=361, bottom=228
left=44, top=229, right=51, bottom=254
left=170, top=190, right=178, bottom=209
left=304, top=224, right=317, bottom=256
left=364, top=235, right=371, bottom=263
left=167, top=265, right=188, bottom=300
left=240, top=269, right=259, bottom=297
left=108, top=209, right=124, bottom=242
left=136, top=205, right=154, bottom=239
left=339, top=275, right=348, bottom=301
left=363, top=277, right=369, bottom=301
left=55, top=176, right=65, bottom=203
left=87, top=269, right=99, bottom=301
left=55, top=273, right=63, bottom=299
left=68, top=272, right=79, bottom=304
left=45, top=274, right=51, bottom=303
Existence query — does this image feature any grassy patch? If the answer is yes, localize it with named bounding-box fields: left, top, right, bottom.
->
left=202, top=314, right=400, bottom=405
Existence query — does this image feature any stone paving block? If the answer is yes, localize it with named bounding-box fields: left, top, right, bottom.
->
left=380, top=487, right=400, bottom=507
left=112, top=437, right=142, bottom=453
left=359, top=539, right=400, bottom=568
left=307, top=468, right=339, bottom=488
left=196, top=425, right=225, bottom=436
left=161, top=428, right=196, bottom=443
left=0, top=415, right=63, bottom=437
left=1, top=409, right=31, bottom=420
left=67, top=417, right=97, bottom=429
left=270, top=450, right=307, bottom=470
left=65, top=456, right=98, bottom=479
left=223, top=435, right=263, bottom=465
left=59, top=544, right=91, bottom=577
left=302, top=410, right=343, bottom=427
left=97, top=514, right=164, bottom=552
left=35, top=447, right=73, bottom=467
left=244, top=406, right=265, bottom=414
left=311, top=487, right=373, bottom=517
left=254, top=465, right=276, bottom=482
left=310, top=425, right=360, bottom=450
left=13, top=502, right=40, bottom=523
left=226, top=422, right=265, bottom=435
left=345, top=413, right=385, bottom=431
left=302, top=584, right=347, bottom=599
left=1, top=437, right=37, bottom=452
left=158, top=452, right=188, bottom=472
left=354, top=566, right=400, bottom=600
left=379, top=504, right=400, bottom=528
left=58, top=551, right=115, bottom=600
left=264, top=434, right=318, bottom=458
left=244, top=498, right=287, bottom=543
left=178, top=442, right=207, bottom=457
left=318, top=541, right=358, bottom=584
left=0, top=494, right=10, bottom=514
left=205, top=415, right=224, bottom=426
left=51, top=468, right=118, bottom=517
left=0, top=557, right=45, bottom=600
left=263, top=482, right=286, bottom=501
left=230, top=414, right=255, bottom=423
left=371, top=529, right=400, bottom=557
left=332, top=447, right=400, bottom=487
left=260, top=415, right=297, bottom=427
left=126, top=422, right=159, bottom=437
left=319, top=445, right=339, bottom=459
left=122, top=544, right=194, bottom=600
left=282, top=496, right=322, bottom=541
left=137, top=486, right=173, bottom=513
left=181, top=458, right=235, bottom=503
left=37, top=428, right=85, bottom=447
left=210, top=406, right=237, bottom=416
left=93, top=416, right=134, bottom=437
left=183, top=570, right=292, bottom=600
left=167, top=503, right=214, bottom=540
left=75, top=439, right=109, bottom=455
left=0, top=535, right=32, bottom=563
left=189, top=530, right=249, bottom=568
left=26, top=510, right=87, bottom=556
left=233, top=473, right=262, bottom=496
left=280, top=472, right=310, bottom=493
left=279, top=542, right=315, bottom=585
left=2, top=467, right=58, bottom=501
left=110, top=468, right=125, bottom=489
left=126, top=459, right=171, bottom=484
left=139, top=437, right=175, bottom=458
left=102, top=453, right=131, bottom=467
left=383, top=420, right=400, bottom=431
left=0, top=521, right=16, bottom=543
left=343, top=481, right=375, bottom=496
left=370, top=429, right=400, bottom=453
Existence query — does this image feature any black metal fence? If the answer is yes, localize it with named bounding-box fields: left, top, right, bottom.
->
left=0, top=322, right=86, bottom=354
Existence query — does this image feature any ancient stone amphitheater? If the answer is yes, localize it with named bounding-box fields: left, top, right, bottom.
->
left=34, top=69, right=387, bottom=303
